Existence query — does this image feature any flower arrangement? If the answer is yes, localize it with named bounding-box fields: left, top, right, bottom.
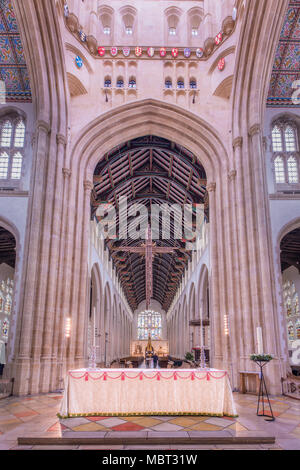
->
left=250, top=354, right=273, bottom=362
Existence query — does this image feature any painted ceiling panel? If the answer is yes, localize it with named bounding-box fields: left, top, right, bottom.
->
left=0, top=0, right=32, bottom=102
left=267, top=0, right=300, bottom=107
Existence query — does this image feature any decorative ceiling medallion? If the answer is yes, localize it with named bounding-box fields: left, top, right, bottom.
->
left=147, top=47, right=155, bottom=57
left=111, top=47, right=118, bottom=57
left=123, top=47, right=131, bottom=57
left=215, top=32, right=223, bottom=45
left=196, top=48, right=204, bottom=58
left=98, top=47, right=105, bottom=57
left=218, top=58, right=225, bottom=71
left=75, top=56, right=83, bottom=68
left=171, top=48, right=178, bottom=58
left=184, top=48, right=191, bottom=58
left=160, top=48, right=167, bottom=57
left=135, top=47, right=142, bottom=57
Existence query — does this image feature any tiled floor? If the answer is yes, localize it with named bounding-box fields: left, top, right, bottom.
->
left=0, top=392, right=299, bottom=450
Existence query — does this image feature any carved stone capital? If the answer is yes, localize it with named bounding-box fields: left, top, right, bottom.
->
left=228, top=170, right=237, bottom=181
left=36, top=120, right=50, bottom=135
left=233, top=137, right=243, bottom=150
left=84, top=180, right=94, bottom=192
left=62, top=168, right=71, bottom=179
left=249, top=124, right=261, bottom=138
left=204, top=37, right=215, bottom=57
left=87, top=35, right=97, bottom=55
left=207, top=182, right=216, bottom=193
left=222, top=16, right=235, bottom=35
left=66, top=13, right=79, bottom=33
left=56, top=134, right=67, bottom=147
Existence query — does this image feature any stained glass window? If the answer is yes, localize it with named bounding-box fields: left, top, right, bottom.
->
left=0, top=152, right=9, bottom=179
left=285, top=126, right=296, bottom=152
left=0, top=118, right=25, bottom=181
left=138, top=310, right=162, bottom=340
left=165, top=79, right=172, bottom=89
left=14, top=121, right=25, bottom=148
left=272, top=125, right=283, bottom=152
left=1, top=121, right=12, bottom=148
left=283, top=280, right=300, bottom=346
left=2, top=319, right=9, bottom=340
left=287, top=156, right=299, bottom=183
left=11, top=152, right=23, bottom=180
left=274, top=156, right=285, bottom=183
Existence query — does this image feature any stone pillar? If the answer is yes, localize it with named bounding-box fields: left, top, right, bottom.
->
left=14, top=120, right=50, bottom=396
left=74, top=180, right=93, bottom=368
left=40, top=133, right=67, bottom=393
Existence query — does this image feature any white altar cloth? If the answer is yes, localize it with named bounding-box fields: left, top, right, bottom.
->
left=59, top=369, right=237, bottom=418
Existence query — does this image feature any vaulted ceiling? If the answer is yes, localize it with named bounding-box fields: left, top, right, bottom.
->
left=267, top=0, right=300, bottom=107
left=92, top=136, right=207, bottom=312
left=0, top=0, right=32, bottom=102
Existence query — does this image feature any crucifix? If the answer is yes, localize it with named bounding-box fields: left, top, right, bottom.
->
left=111, top=226, right=179, bottom=309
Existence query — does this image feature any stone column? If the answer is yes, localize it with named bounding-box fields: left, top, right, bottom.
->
left=40, top=133, right=67, bottom=393
left=74, top=180, right=94, bottom=368
left=14, top=120, right=50, bottom=396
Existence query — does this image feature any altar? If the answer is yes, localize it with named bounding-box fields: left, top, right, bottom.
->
left=59, top=368, right=237, bottom=418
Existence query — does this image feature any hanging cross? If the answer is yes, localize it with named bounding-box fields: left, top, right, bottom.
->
left=111, top=226, right=179, bottom=309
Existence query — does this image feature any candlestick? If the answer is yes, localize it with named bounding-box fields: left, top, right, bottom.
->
left=93, top=307, right=96, bottom=348
left=257, top=327, right=263, bottom=354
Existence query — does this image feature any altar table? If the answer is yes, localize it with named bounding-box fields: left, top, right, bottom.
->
left=59, top=369, right=237, bottom=418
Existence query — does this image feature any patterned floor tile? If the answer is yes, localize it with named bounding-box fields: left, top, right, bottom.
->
left=111, top=422, right=146, bottom=432
left=187, top=422, right=222, bottom=431
left=86, top=416, right=109, bottom=422
left=14, top=411, right=39, bottom=419
left=72, top=422, right=108, bottom=432
left=168, top=417, right=202, bottom=427
left=99, top=418, right=126, bottom=428
left=149, top=422, right=183, bottom=432
left=204, top=418, right=234, bottom=428
left=128, top=417, right=162, bottom=428
left=228, top=422, right=248, bottom=432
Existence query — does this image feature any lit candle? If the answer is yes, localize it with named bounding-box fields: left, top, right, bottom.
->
left=257, top=327, right=263, bottom=354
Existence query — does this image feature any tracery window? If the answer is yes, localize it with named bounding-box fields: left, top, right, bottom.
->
left=165, top=78, right=172, bottom=89
left=283, top=280, right=300, bottom=346
left=138, top=310, right=162, bottom=340
left=0, top=117, right=25, bottom=182
left=0, top=278, right=14, bottom=344
left=272, top=121, right=299, bottom=186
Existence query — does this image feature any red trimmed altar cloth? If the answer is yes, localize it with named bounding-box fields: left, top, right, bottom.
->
left=59, top=369, right=237, bottom=418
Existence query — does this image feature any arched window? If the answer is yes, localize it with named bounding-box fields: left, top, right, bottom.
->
left=287, top=156, right=298, bottom=183
left=128, top=78, right=136, bottom=89
left=285, top=126, right=296, bottom=152
left=165, top=78, right=172, bottom=89
left=0, top=117, right=25, bottom=181
left=116, top=78, right=124, bottom=88
left=14, top=120, right=25, bottom=148
left=104, top=77, right=112, bottom=88
left=190, top=79, right=197, bottom=89
left=0, top=152, right=9, bottom=179
left=274, top=156, right=285, bottom=183
left=177, top=79, right=184, bottom=89
left=137, top=310, right=162, bottom=340
left=272, top=125, right=283, bottom=152
left=1, top=121, right=12, bottom=148
left=272, top=121, right=299, bottom=186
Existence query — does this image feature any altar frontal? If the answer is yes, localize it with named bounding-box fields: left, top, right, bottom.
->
left=59, top=368, right=237, bottom=418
